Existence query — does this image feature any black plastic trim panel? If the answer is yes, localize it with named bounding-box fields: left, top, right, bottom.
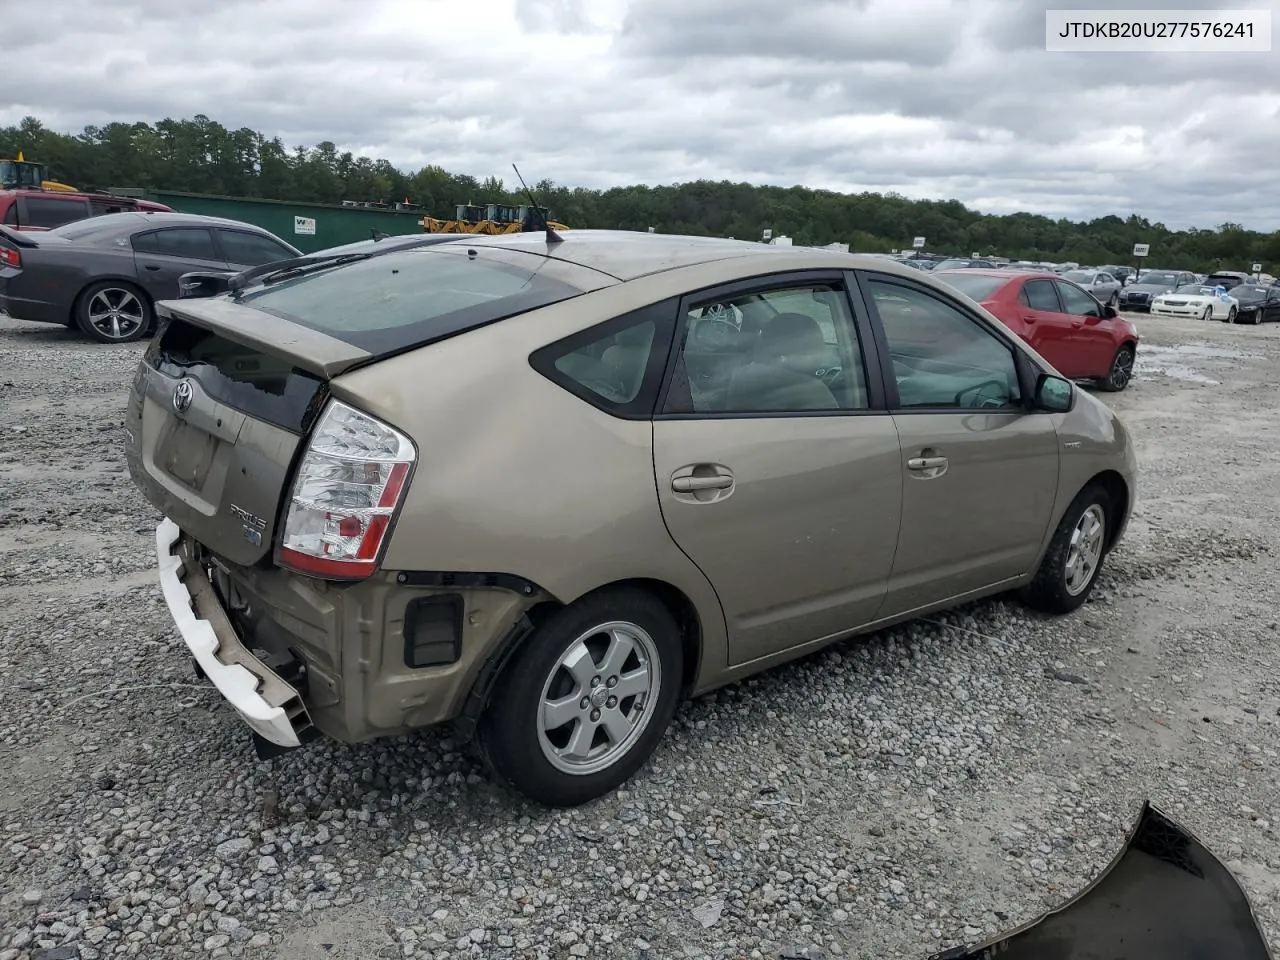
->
left=394, top=570, right=543, bottom=597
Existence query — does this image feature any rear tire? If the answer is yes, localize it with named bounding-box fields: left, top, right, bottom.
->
left=1021, top=483, right=1112, bottom=615
left=74, top=280, right=152, bottom=344
left=1096, top=343, right=1134, bottom=392
left=478, top=588, right=683, bottom=807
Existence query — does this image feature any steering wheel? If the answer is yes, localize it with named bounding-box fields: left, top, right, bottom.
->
left=692, top=317, right=740, bottom=350
left=955, top=379, right=1010, bottom=409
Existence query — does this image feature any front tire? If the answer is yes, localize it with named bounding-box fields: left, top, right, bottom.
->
left=1228, top=307, right=1238, bottom=323
left=1021, top=483, right=1111, bottom=615
left=1096, top=343, right=1134, bottom=392
left=478, top=588, right=683, bottom=806
left=75, top=281, right=152, bottom=344
left=1202, top=306, right=1213, bottom=322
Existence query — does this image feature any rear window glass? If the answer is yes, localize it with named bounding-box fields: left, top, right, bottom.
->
left=235, top=246, right=584, bottom=353
left=936, top=273, right=1005, bottom=301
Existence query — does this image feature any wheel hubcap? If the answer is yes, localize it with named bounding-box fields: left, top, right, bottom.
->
left=1111, top=349, right=1133, bottom=388
left=87, top=288, right=143, bottom=339
left=1064, top=504, right=1106, bottom=596
left=537, top=620, right=660, bottom=775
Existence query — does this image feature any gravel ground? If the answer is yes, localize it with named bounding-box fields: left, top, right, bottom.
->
left=2, top=311, right=1279, bottom=960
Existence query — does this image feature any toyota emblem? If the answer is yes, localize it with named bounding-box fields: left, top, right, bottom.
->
left=173, top=380, right=194, bottom=413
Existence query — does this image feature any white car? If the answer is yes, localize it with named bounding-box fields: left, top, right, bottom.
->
left=1150, top=283, right=1238, bottom=322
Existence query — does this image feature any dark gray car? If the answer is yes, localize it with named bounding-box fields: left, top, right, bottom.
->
left=0, top=212, right=300, bottom=343
left=1118, top=268, right=1197, bottom=312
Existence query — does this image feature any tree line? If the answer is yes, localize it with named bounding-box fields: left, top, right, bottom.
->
left=3, top=114, right=1275, bottom=272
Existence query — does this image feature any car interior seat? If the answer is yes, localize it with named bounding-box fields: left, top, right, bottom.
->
left=726, top=312, right=838, bottom=411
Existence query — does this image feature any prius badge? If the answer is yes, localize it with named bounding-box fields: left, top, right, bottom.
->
left=229, top=504, right=267, bottom=547
left=172, top=379, right=194, bottom=413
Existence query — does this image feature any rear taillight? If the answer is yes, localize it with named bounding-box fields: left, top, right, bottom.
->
left=278, top=400, right=416, bottom=580
left=0, top=247, right=20, bottom=269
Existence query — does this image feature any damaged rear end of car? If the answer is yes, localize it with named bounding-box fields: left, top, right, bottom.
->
left=125, top=243, right=613, bottom=757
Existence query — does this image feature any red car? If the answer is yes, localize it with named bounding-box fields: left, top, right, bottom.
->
left=0, top=189, right=173, bottom=232
left=934, top=269, right=1139, bottom=392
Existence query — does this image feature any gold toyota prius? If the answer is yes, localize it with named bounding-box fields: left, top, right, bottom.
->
left=125, top=230, right=1137, bottom=807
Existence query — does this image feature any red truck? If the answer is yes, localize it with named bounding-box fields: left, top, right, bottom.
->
left=0, top=156, right=172, bottom=231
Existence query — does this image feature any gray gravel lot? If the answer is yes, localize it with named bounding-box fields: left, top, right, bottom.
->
left=1, top=311, right=1279, bottom=960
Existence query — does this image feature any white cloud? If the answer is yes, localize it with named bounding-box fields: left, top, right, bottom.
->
left=2, top=0, right=1278, bottom=228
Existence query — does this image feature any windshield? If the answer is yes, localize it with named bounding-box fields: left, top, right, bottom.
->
left=936, top=273, right=1006, bottom=301
left=1231, top=285, right=1268, bottom=300
left=1173, top=284, right=1212, bottom=295
left=932, top=259, right=972, bottom=271
left=1136, top=271, right=1179, bottom=286
left=1063, top=270, right=1094, bottom=282
left=237, top=245, right=586, bottom=354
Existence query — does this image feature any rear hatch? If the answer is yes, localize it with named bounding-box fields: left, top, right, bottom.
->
left=125, top=242, right=616, bottom=569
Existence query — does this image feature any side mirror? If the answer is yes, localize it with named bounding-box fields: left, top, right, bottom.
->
left=1102, top=304, right=1117, bottom=319
left=1034, top=373, right=1073, bottom=412
left=178, top=271, right=234, bottom=299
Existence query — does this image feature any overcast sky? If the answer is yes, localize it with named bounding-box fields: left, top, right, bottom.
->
left=4, top=0, right=1278, bottom=230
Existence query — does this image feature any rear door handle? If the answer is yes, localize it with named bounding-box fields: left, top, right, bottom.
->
left=1022, top=314, right=1037, bottom=323
left=672, top=475, right=733, bottom=492
left=907, top=456, right=948, bottom=471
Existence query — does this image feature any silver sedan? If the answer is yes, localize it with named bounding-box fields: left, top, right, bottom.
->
left=1062, top=269, right=1122, bottom=306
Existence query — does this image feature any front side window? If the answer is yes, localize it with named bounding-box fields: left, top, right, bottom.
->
left=1055, top=281, right=1102, bottom=317
left=868, top=278, right=1022, bottom=411
left=217, top=229, right=296, bottom=266
left=662, top=281, right=868, bottom=414
left=132, top=227, right=220, bottom=260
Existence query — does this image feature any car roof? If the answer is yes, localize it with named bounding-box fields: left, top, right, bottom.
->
left=453, top=229, right=925, bottom=282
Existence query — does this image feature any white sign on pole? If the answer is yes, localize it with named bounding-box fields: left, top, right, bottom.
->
left=1132, top=243, right=1150, bottom=257
left=912, top=236, right=926, bottom=249
left=294, top=216, right=317, bottom=236
left=1252, top=263, right=1262, bottom=273
left=762, top=228, right=772, bottom=241
left=971, top=251, right=980, bottom=258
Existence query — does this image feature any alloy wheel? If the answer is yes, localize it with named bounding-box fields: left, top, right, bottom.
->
left=86, top=287, right=145, bottom=341
left=537, top=620, right=661, bottom=776
left=1064, top=504, right=1106, bottom=596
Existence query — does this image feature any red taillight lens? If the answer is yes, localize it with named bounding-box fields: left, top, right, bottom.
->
left=278, top=400, right=416, bottom=580
left=0, top=247, right=20, bottom=269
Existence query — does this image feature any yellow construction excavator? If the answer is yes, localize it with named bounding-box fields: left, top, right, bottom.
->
left=0, top=152, right=78, bottom=192
left=421, top=202, right=569, bottom=235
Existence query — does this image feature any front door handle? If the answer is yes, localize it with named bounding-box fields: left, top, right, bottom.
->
left=144, top=264, right=161, bottom=271
left=907, top=456, right=948, bottom=471
left=672, top=475, right=733, bottom=492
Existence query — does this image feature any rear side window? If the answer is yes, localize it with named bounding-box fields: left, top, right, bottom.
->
left=132, top=228, right=220, bottom=260
left=1022, top=279, right=1061, bottom=311
left=530, top=300, right=678, bottom=418
left=22, top=196, right=90, bottom=228
left=2, top=202, right=15, bottom=226
left=937, top=273, right=1005, bottom=301
left=238, top=246, right=587, bottom=354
